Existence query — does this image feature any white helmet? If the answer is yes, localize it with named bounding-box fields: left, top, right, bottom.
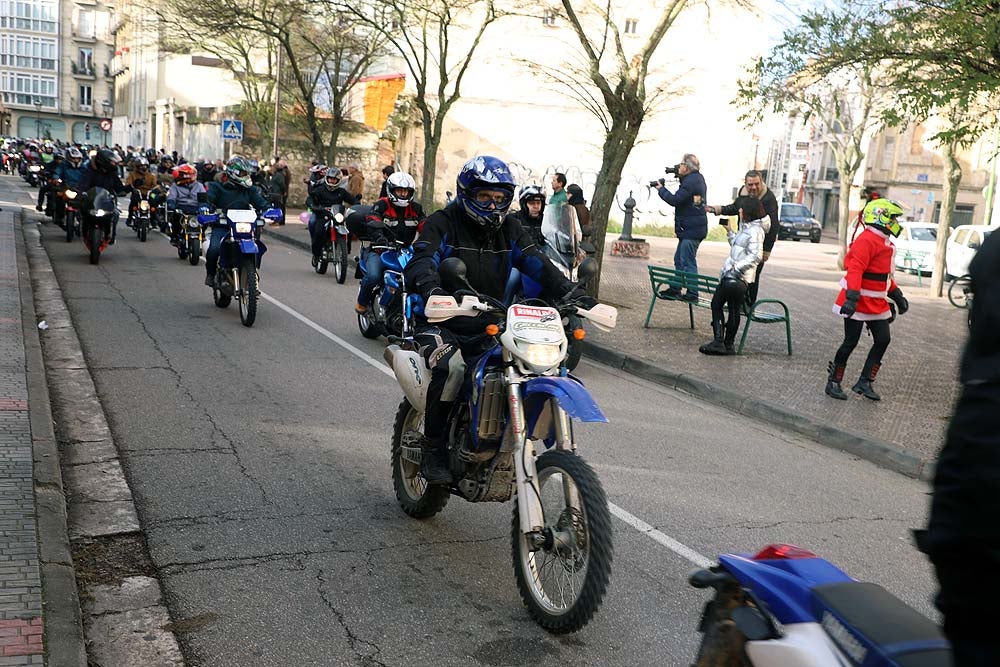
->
left=386, top=171, right=416, bottom=207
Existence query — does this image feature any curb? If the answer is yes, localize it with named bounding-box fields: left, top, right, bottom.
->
left=579, top=340, right=933, bottom=481
left=16, top=211, right=89, bottom=667
left=263, top=225, right=311, bottom=253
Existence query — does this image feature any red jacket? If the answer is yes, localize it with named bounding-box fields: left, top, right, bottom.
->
left=833, top=226, right=898, bottom=320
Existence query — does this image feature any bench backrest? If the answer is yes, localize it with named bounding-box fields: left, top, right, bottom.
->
left=647, top=265, right=720, bottom=294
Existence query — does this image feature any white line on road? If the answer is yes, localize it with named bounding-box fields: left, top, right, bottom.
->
left=263, top=291, right=715, bottom=569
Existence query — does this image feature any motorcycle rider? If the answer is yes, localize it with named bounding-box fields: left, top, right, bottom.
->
left=825, top=198, right=909, bottom=401
left=403, top=156, right=587, bottom=484
left=36, top=149, right=64, bottom=216
left=505, top=184, right=546, bottom=248
left=355, top=171, right=425, bottom=313
left=166, top=164, right=207, bottom=245
left=125, top=157, right=157, bottom=227
left=308, top=166, right=354, bottom=267
left=51, top=147, right=89, bottom=226
left=698, top=196, right=769, bottom=356
left=202, top=155, right=269, bottom=288
left=73, top=148, right=131, bottom=244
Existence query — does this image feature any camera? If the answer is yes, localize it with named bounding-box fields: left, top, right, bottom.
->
left=648, top=179, right=663, bottom=188
left=664, top=164, right=680, bottom=176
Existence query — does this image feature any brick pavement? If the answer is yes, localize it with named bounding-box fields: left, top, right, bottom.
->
left=0, top=209, right=44, bottom=665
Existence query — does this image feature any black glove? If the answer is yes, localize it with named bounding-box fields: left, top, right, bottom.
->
left=453, top=289, right=477, bottom=304
left=888, top=287, right=908, bottom=315
left=839, top=289, right=860, bottom=317
left=566, top=286, right=598, bottom=310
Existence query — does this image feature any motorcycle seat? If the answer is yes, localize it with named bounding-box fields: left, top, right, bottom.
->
left=811, top=582, right=950, bottom=667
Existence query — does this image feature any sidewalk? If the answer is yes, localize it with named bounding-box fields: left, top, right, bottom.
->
left=0, top=202, right=85, bottom=665
left=265, top=219, right=962, bottom=478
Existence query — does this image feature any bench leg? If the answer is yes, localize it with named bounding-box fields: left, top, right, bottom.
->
left=785, top=316, right=793, bottom=355
left=688, top=303, right=695, bottom=329
left=738, top=317, right=751, bottom=355
left=644, top=294, right=657, bottom=328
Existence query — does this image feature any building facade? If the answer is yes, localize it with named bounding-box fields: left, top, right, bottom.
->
left=1, top=0, right=115, bottom=142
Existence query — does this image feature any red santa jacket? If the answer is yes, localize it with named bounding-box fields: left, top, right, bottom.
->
left=833, top=226, right=898, bottom=320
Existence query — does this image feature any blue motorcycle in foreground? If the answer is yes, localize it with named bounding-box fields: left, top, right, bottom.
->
left=200, top=207, right=281, bottom=327
left=383, top=258, right=619, bottom=633
left=689, top=543, right=951, bottom=666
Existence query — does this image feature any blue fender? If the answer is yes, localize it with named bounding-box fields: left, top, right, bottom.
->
left=237, top=238, right=259, bottom=254
left=523, top=376, right=608, bottom=425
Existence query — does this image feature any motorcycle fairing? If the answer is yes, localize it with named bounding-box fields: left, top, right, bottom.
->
left=719, top=554, right=853, bottom=625
left=523, top=376, right=607, bottom=446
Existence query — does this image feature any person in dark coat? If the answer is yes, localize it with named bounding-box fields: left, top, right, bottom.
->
left=916, top=227, right=1000, bottom=666
left=654, top=153, right=708, bottom=301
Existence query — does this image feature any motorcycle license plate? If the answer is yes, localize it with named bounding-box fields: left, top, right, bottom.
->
left=508, top=305, right=564, bottom=344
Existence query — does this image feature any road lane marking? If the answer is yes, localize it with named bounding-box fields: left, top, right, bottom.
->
left=263, top=291, right=715, bottom=569
left=262, top=292, right=394, bottom=378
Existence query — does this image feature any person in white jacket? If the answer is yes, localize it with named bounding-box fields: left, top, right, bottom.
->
left=699, top=195, right=770, bottom=355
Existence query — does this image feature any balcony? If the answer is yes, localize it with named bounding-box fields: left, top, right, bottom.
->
left=70, top=62, right=97, bottom=78
left=71, top=28, right=97, bottom=43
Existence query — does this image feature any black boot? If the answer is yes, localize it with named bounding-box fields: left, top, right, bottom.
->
left=852, top=362, right=882, bottom=401
left=419, top=437, right=452, bottom=485
left=699, top=321, right=728, bottom=355
left=825, top=361, right=848, bottom=400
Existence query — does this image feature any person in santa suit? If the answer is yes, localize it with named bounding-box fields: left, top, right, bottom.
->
left=825, top=198, right=910, bottom=401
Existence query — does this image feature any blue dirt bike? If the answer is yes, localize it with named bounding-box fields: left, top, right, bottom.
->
left=355, top=235, right=414, bottom=339
left=200, top=206, right=282, bottom=327
left=383, top=257, right=620, bottom=632
left=689, top=543, right=951, bottom=666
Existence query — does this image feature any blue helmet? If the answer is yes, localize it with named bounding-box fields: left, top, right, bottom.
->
left=455, top=155, right=516, bottom=232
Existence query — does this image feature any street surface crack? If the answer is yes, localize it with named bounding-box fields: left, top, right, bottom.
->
left=146, top=508, right=360, bottom=529
left=99, top=266, right=273, bottom=507
left=701, top=515, right=894, bottom=531
left=316, top=569, right=387, bottom=667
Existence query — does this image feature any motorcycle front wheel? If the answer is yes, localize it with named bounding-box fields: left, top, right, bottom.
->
left=334, top=239, right=348, bottom=284
left=238, top=259, right=258, bottom=327
left=64, top=212, right=74, bottom=243
left=512, top=449, right=612, bottom=634
left=391, top=399, right=449, bottom=519
left=138, top=223, right=147, bottom=242
left=188, top=238, right=200, bottom=266
left=88, top=226, right=101, bottom=265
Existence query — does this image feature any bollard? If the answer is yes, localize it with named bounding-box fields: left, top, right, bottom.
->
left=611, top=190, right=650, bottom=258
left=619, top=192, right=636, bottom=241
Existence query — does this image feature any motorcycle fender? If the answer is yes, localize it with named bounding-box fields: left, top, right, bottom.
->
left=523, top=376, right=607, bottom=431
left=237, top=238, right=258, bottom=254
left=384, top=346, right=427, bottom=413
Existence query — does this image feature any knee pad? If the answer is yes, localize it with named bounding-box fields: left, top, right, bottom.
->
left=441, top=352, right=466, bottom=402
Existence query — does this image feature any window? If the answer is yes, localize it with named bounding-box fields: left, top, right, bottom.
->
left=78, top=48, right=93, bottom=72
left=78, top=84, right=92, bottom=109
left=0, top=34, right=57, bottom=70
left=624, top=18, right=638, bottom=34
left=0, top=71, right=57, bottom=107
left=542, top=9, right=557, bottom=26
left=0, top=0, right=58, bottom=32
left=880, top=136, right=895, bottom=171
left=76, top=9, right=94, bottom=38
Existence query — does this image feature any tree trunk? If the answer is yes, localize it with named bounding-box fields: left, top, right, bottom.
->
left=418, top=105, right=441, bottom=208
left=588, top=115, right=641, bottom=298
left=835, top=172, right=855, bottom=269
left=930, top=140, right=962, bottom=296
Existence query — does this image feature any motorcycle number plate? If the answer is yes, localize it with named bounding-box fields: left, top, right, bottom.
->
left=507, top=305, right=563, bottom=344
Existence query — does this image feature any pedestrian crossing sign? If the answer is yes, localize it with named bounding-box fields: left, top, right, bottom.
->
left=221, top=119, right=243, bottom=141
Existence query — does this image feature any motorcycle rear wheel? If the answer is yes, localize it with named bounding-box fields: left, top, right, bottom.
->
left=334, top=239, right=348, bottom=284
left=213, top=277, right=232, bottom=308
left=88, top=226, right=101, bottom=265
left=391, top=399, right=449, bottom=519
left=238, top=259, right=258, bottom=327
left=188, top=238, right=200, bottom=266
left=512, top=450, right=612, bottom=634
left=358, top=288, right=382, bottom=339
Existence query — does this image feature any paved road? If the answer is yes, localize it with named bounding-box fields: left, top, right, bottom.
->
left=20, top=178, right=938, bottom=666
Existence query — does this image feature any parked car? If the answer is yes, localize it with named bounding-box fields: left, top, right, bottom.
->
left=894, top=222, right=937, bottom=275
left=777, top=202, right=822, bottom=243
left=946, top=224, right=995, bottom=278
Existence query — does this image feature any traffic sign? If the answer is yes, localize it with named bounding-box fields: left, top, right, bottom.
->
left=99, top=118, right=112, bottom=132
left=221, top=119, right=243, bottom=141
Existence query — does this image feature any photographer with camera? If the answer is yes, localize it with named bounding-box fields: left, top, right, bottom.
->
left=651, top=154, right=708, bottom=302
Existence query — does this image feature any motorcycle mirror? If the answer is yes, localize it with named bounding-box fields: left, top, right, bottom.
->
left=576, top=258, right=599, bottom=286
left=439, top=257, right=472, bottom=291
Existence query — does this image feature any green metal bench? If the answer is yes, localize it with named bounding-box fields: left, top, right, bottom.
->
left=645, top=264, right=793, bottom=355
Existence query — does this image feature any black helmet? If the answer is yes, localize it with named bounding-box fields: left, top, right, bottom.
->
left=94, top=148, right=121, bottom=173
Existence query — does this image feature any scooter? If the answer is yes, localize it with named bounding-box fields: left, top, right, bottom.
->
left=689, top=543, right=951, bottom=666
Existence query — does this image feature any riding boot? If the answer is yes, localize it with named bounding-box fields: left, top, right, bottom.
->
left=699, top=321, right=728, bottom=355
left=825, top=361, right=848, bottom=400
left=852, top=362, right=882, bottom=401
left=419, top=436, right=452, bottom=485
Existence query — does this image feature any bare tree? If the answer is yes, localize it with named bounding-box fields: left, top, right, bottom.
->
left=336, top=0, right=501, bottom=207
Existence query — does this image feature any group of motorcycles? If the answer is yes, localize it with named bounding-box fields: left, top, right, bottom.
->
left=14, top=164, right=950, bottom=661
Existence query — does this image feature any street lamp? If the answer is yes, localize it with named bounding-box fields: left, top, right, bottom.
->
left=33, top=97, right=42, bottom=140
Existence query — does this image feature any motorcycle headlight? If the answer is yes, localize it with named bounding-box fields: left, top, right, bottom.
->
left=334, top=212, right=345, bottom=223
left=139, top=200, right=150, bottom=211
left=520, top=343, right=563, bottom=369
left=234, top=222, right=253, bottom=234
left=29, top=165, right=41, bottom=172
left=93, top=209, right=109, bottom=217
left=187, top=219, right=200, bottom=228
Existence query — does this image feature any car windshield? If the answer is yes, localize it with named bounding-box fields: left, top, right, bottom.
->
left=782, top=205, right=811, bottom=217
left=909, top=227, right=936, bottom=241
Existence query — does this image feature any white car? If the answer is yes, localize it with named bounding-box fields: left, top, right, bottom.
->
left=893, top=222, right=937, bottom=275
left=945, top=225, right=995, bottom=278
